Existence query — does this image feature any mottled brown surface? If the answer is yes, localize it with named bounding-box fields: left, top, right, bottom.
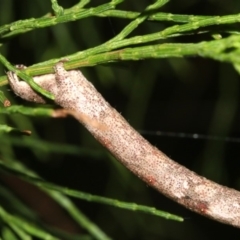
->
left=7, top=63, right=240, bottom=228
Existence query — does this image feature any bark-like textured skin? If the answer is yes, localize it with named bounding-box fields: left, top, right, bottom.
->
left=7, top=63, right=240, bottom=228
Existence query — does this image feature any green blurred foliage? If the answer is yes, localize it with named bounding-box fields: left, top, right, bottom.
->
left=1, top=0, right=240, bottom=239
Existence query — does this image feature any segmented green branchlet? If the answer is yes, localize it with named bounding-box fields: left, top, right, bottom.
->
left=1, top=0, right=240, bottom=98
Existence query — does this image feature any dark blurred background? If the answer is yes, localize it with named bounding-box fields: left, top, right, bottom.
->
left=1, top=0, right=240, bottom=239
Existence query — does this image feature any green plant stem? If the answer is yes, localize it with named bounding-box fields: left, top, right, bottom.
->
left=0, top=0, right=124, bottom=39
left=1, top=34, right=239, bottom=87
left=0, top=160, right=183, bottom=222
left=0, top=54, right=54, bottom=99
